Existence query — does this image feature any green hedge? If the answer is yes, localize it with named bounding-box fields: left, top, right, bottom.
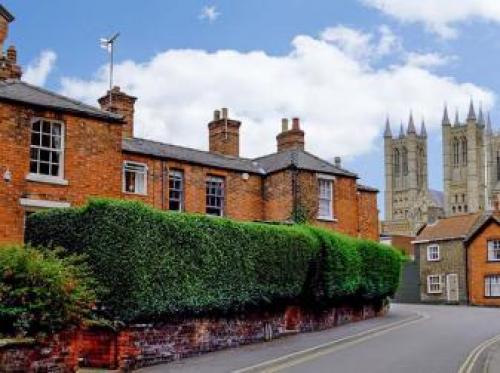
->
left=0, top=245, right=96, bottom=337
left=26, top=199, right=402, bottom=322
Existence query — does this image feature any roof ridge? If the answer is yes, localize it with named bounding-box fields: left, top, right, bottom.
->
left=300, top=149, right=358, bottom=177
left=14, top=80, right=121, bottom=118
left=125, top=137, right=258, bottom=163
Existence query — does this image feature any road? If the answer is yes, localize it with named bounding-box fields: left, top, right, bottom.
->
left=139, top=304, right=500, bottom=373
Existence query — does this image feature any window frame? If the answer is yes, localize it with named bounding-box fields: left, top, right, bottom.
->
left=28, top=118, right=65, bottom=180
left=205, top=175, right=225, bottom=217
left=488, top=240, right=500, bottom=262
left=485, top=275, right=500, bottom=297
left=427, top=244, right=440, bottom=262
left=317, top=174, right=335, bottom=221
left=427, top=275, right=443, bottom=294
left=122, top=161, right=148, bottom=195
left=168, top=169, right=184, bottom=212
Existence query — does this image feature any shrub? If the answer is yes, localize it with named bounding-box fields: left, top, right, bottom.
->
left=27, top=199, right=320, bottom=322
left=0, top=245, right=96, bottom=337
left=355, top=240, right=403, bottom=299
left=26, top=198, right=403, bottom=322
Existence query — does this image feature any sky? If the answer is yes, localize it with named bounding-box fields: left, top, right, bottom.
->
left=6, top=0, right=500, bottom=213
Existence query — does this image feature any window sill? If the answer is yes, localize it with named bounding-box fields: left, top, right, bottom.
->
left=26, top=173, right=68, bottom=186
left=427, top=291, right=443, bottom=295
left=123, top=191, right=148, bottom=196
left=427, top=259, right=441, bottom=262
left=317, top=217, right=338, bottom=222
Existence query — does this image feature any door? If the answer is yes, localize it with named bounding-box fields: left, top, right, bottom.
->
left=446, top=273, right=459, bottom=303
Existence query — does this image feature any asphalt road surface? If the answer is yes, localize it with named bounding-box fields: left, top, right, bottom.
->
left=139, top=304, right=500, bottom=373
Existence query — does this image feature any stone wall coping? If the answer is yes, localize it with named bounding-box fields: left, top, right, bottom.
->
left=0, top=338, right=35, bottom=349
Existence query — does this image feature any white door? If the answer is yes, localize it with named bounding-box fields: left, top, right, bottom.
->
left=446, top=273, right=459, bottom=303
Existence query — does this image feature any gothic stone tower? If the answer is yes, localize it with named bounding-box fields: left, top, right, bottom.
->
left=442, top=101, right=486, bottom=216
left=384, top=113, right=429, bottom=235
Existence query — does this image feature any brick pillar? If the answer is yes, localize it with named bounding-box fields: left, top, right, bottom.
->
left=277, top=118, right=305, bottom=152
left=208, top=108, right=241, bottom=157
left=98, top=86, right=137, bottom=139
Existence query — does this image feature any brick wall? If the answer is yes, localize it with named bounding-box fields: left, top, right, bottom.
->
left=0, top=102, right=123, bottom=244
left=357, top=190, right=379, bottom=241
left=467, top=220, right=500, bottom=306
left=80, top=302, right=387, bottom=371
left=121, top=153, right=265, bottom=221
left=0, top=330, right=80, bottom=373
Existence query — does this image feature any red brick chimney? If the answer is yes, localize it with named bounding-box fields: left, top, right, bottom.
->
left=0, top=6, right=22, bottom=80
left=277, top=117, right=305, bottom=152
left=208, top=108, right=241, bottom=157
left=98, top=86, right=137, bottom=139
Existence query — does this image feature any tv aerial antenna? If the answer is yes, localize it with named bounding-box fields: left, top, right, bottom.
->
left=100, top=32, right=120, bottom=107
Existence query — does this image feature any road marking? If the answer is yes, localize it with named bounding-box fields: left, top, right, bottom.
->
left=234, top=313, right=428, bottom=373
left=457, top=333, right=500, bottom=373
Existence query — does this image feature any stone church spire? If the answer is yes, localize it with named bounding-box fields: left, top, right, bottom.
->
left=454, top=109, right=460, bottom=126
left=467, top=99, right=476, bottom=122
left=487, top=112, right=493, bottom=135
left=399, top=121, right=405, bottom=138
left=384, top=116, right=392, bottom=138
left=420, top=119, right=427, bottom=138
left=442, top=105, right=451, bottom=126
left=407, top=111, right=416, bottom=134
left=478, top=105, right=485, bottom=126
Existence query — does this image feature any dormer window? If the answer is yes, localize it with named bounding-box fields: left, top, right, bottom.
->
left=29, top=119, right=64, bottom=178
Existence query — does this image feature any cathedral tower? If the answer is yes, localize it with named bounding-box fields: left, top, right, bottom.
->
left=383, top=113, right=430, bottom=235
left=442, top=101, right=486, bottom=216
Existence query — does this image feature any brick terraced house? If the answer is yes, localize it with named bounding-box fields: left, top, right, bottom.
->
left=414, top=212, right=500, bottom=306
left=0, top=5, right=379, bottom=244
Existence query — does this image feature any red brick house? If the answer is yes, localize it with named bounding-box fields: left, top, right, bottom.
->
left=0, top=6, right=379, bottom=244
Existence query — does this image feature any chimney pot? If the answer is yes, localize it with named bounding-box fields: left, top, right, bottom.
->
left=334, top=156, right=342, bottom=167
left=281, top=118, right=289, bottom=132
left=292, top=117, right=300, bottom=130
left=222, top=107, right=228, bottom=119
left=214, top=110, right=221, bottom=121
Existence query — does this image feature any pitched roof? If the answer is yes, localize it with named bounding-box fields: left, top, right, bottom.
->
left=357, top=184, right=379, bottom=193
left=465, top=212, right=500, bottom=243
left=0, top=80, right=122, bottom=122
left=254, top=149, right=358, bottom=178
left=124, top=138, right=359, bottom=178
left=123, top=138, right=265, bottom=174
left=414, top=213, right=482, bottom=243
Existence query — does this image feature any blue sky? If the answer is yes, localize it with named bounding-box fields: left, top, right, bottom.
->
left=6, top=0, right=500, bottom=213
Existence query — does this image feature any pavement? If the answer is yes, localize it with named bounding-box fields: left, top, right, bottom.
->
left=135, top=303, right=500, bottom=373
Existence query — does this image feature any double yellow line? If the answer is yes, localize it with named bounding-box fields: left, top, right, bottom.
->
left=234, top=313, right=428, bottom=373
left=458, top=334, right=500, bottom=373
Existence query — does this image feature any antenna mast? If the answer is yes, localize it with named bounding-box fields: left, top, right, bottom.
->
left=100, top=32, right=120, bottom=107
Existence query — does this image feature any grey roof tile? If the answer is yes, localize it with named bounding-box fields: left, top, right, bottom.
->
left=254, top=149, right=358, bottom=178
left=123, top=138, right=265, bottom=174
left=0, top=80, right=122, bottom=121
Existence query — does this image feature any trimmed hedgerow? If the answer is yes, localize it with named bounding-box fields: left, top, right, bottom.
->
left=26, top=198, right=403, bottom=322
left=0, top=245, right=96, bottom=337
left=355, top=240, right=402, bottom=300
left=26, top=199, right=320, bottom=322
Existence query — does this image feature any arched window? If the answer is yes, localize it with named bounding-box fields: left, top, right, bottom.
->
left=393, top=148, right=400, bottom=176
left=453, top=138, right=460, bottom=166
left=417, top=146, right=425, bottom=189
left=461, top=137, right=468, bottom=165
left=402, top=147, right=409, bottom=176
left=452, top=206, right=456, bottom=214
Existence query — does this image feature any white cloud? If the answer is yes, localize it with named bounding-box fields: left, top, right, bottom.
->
left=363, top=0, right=500, bottom=39
left=320, top=25, right=400, bottom=61
left=406, top=52, right=456, bottom=68
left=60, top=26, right=494, bottom=161
left=199, top=5, right=220, bottom=23
left=24, top=50, right=57, bottom=86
